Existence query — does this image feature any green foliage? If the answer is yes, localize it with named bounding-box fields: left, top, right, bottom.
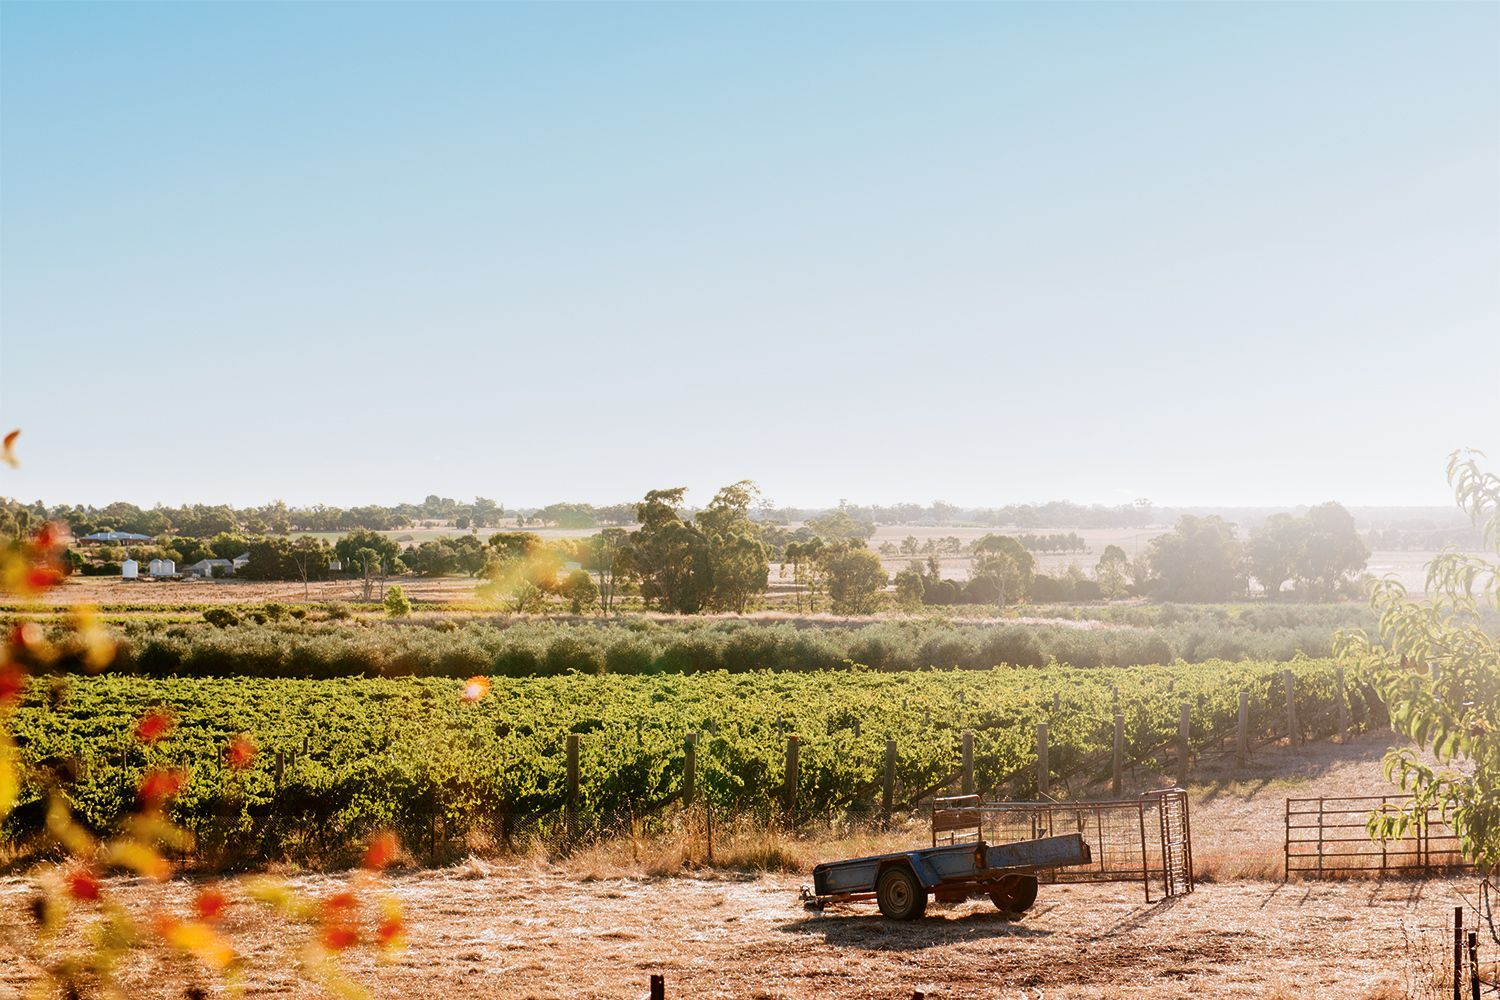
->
left=560, top=569, right=599, bottom=615
left=816, top=540, right=887, bottom=614
left=202, top=608, right=239, bottom=628
left=3, top=657, right=1353, bottom=861
left=383, top=585, right=412, bottom=618
left=1336, top=451, right=1500, bottom=872
left=1250, top=503, right=1369, bottom=599
left=970, top=535, right=1035, bottom=607
left=1147, top=515, right=1246, bottom=601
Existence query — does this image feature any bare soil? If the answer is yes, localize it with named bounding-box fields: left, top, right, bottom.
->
left=1, top=732, right=1484, bottom=999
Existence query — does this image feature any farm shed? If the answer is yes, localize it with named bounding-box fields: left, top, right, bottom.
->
left=121, top=558, right=138, bottom=579
left=184, top=558, right=235, bottom=579
left=147, top=558, right=176, bottom=578
left=82, top=530, right=154, bottom=544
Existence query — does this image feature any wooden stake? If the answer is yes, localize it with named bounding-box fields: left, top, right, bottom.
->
left=683, top=732, right=697, bottom=805
left=1112, top=713, right=1124, bottom=796
left=961, top=730, right=974, bottom=796
left=650, top=973, right=665, bottom=1000
left=1336, top=666, right=1347, bottom=742
left=1036, top=724, right=1050, bottom=797
left=784, top=735, right=800, bottom=820
left=883, top=738, right=896, bottom=822
left=1283, top=670, right=1297, bottom=743
left=1237, top=690, right=1249, bottom=763
left=1455, top=906, right=1464, bottom=1000
left=565, top=733, right=580, bottom=834
left=1178, top=703, right=1191, bottom=787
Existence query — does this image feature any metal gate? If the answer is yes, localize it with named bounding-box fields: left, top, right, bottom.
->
left=934, top=788, right=1194, bottom=902
left=1284, top=795, right=1474, bottom=878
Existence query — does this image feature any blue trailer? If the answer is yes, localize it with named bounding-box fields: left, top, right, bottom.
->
left=802, top=833, right=1092, bottom=920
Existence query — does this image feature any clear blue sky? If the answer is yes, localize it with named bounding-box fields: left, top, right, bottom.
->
left=2, top=2, right=1496, bottom=510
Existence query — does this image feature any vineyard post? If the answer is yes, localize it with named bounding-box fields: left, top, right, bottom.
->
left=1237, top=691, right=1249, bottom=763
left=274, top=750, right=284, bottom=789
left=1283, top=670, right=1297, bottom=743
left=784, top=735, right=800, bottom=822
left=1468, top=931, right=1479, bottom=1000
left=566, top=733, right=580, bottom=835
left=1112, top=713, right=1124, bottom=796
left=1051, top=692, right=1060, bottom=714
left=683, top=732, right=697, bottom=805
left=1036, top=724, right=1050, bottom=797
left=882, top=738, right=897, bottom=822
left=961, top=731, right=974, bottom=796
left=1336, top=666, right=1347, bottom=742
left=1455, top=906, right=1464, bottom=1000
left=1177, top=703, right=1191, bottom=787
left=650, top=973, right=665, bottom=1000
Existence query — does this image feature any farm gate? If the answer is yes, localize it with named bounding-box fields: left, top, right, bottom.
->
left=933, top=788, right=1194, bottom=902
left=1284, top=795, right=1474, bottom=879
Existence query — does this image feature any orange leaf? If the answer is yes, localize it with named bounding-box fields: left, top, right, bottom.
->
left=65, top=867, right=101, bottom=902
left=362, top=831, right=398, bottom=870
left=1, top=429, right=17, bottom=468
left=134, top=710, right=175, bottom=744
left=194, top=887, right=228, bottom=922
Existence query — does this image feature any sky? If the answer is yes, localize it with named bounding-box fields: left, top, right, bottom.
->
left=1, top=1, right=1496, bottom=511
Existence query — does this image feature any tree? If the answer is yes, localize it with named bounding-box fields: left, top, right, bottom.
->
left=697, top=480, right=769, bottom=613
left=626, top=488, right=712, bottom=613
left=1295, top=502, right=1369, bottom=598
left=1146, top=516, right=1245, bottom=601
left=587, top=527, right=629, bottom=614
left=805, top=510, right=875, bottom=541
left=894, top=566, right=925, bottom=610
left=969, top=534, right=1035, bottom=609
left=815, top=540, right=887, bottom=614
left=383, top=584, right=412, bottom=618
left=784, top=537, right=824, bottom=613
left=1248, top=513, right=1304, bottom=599
left=1336, top=451, right=1500, bottom=871
left=560, top=568, right=599, bottom=614
left=1094, top=544, right=1131, bottom=599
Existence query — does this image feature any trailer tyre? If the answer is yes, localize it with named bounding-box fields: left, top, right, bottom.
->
left=989, top=874, right=1039, bottom=916
left=876, top=865, right=927, bottom=920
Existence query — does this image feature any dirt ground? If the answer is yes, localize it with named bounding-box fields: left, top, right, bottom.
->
left=1, top=732, right=1489, bottom=999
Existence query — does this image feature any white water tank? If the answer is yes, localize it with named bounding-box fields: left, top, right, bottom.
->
left=149, top=558, right=175, bottom=577
left=122, top=558, right=139, bottom=579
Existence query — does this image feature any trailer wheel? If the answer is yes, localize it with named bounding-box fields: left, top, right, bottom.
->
left=989, top=874, right=1039, bottom=916
left=876, top=865, right=927, bottom=920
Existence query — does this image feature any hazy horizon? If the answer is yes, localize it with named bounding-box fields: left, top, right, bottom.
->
left=3, top=2, right=1496, bottom=509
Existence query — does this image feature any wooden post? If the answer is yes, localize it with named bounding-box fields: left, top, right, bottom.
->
left=1468, top=931, right=1479, bottom=1000
left=565, top=733, right=580, bottom=833
left=302, top=733, right=310, bottom=756
left=1237, top=690, right=1250, bottom=763
left=1455, top=906, right=1464, bottom=1000
left=783, top=735, right=800, bottom=820
left=883, top=738, right=896, bottom=822
left=683, top=732, right=697, bottom=805
left=274, top=750, right=284, bottom=788
left=650, top=973, right=665, bottom=1000
left=1178, top=703, right=1191, bottom=787
left=1036, top=724, right=1050, bottom=797
left=1112, top=713, right=1124, bottom=796
left=1051, top=692, right=1060, bottom=713
left=961, top=730, right=974, bottom=796
left=1336, top=666, right=1347, bottom=741
left=1283, top=670, right=1297, bottom=743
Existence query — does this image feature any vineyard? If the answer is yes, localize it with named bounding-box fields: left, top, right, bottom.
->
left=3, top=658, right=1375, bottom=865
left=5, top=613, right=1376, bottom=680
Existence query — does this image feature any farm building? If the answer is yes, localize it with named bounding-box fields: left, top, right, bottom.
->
left=82, top=530, right=154, bottom=544
left=148, top=558, right=176, bottom=578
left=183, top=558, right=235, bottom=579
left=121, top=558, right=138, bottom=579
